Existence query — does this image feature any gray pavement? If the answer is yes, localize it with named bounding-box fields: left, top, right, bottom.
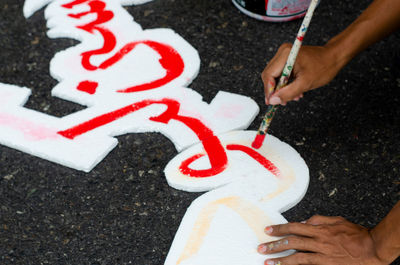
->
left=0, top=0, right=399, bottom=264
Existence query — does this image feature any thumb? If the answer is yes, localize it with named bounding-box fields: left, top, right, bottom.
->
left=269, top=76, right=308, bottom=105
left=263, top=77, right=276, bottom=105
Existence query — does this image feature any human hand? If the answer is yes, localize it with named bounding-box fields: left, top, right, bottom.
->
left=261, top=43, right=343, bottom=105
left=257, top=215, right=387, bottom=265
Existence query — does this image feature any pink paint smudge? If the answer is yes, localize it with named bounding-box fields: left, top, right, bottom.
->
left=0, top=113, right=60, bottom=141
left=215, top=104, right=244, bottom=119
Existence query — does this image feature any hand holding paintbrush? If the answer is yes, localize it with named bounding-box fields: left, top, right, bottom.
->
left=252, top=0, right=319, bottom=149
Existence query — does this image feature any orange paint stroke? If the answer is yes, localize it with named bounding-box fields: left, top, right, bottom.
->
left=176, top=196, right=273, bottom=264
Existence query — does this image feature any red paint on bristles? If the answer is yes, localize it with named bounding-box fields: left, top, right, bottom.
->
left=251, top=134, right=266, bottom=149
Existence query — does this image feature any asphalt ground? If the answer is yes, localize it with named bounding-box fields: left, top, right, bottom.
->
left=0, top=0, right=399, bottom=264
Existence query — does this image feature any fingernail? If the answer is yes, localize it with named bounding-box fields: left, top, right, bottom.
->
left=265, top=260, right=275, bottom=265
left=269, top=97, right=281, bottom=105
left=258, top=244, right=267, bottom=253
left=301, top=220, right=307, bottom=224
left=264, top=226, right=273, bottom=234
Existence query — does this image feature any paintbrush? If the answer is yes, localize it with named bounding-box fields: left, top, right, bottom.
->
left=252, top=0, right=319, bottom=149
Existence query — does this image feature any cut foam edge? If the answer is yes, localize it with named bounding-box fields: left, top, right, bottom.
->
left=165, top=131, right=309, bottom=264
left=165, top=130, right=309, bottom=196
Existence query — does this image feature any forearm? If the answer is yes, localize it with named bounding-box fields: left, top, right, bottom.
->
left=325, top=0, right=400, bottom=70
left=370, top=201, right=400, bottom=264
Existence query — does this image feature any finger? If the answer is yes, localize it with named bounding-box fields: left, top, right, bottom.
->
left=264, top=253, right=323, bottom=265
left=258, top=236, right=322, bottom=254
left=262, top=43, right=292, bottom=103
left=262, top=43, right=293, bottom=78
left=306, top=215, right=346, bottom=226
left=271, top=76, right=309, bottom=104
left=269, top=95, right=283, bottom=105
left=263, top=78, right=276, bottom=105
left=264, top=222, right=319, bottom=238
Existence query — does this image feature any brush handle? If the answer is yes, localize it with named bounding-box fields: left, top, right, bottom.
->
left=256, top=0, right=319, bottom=138
left=276, top=0, right=319, bottom=90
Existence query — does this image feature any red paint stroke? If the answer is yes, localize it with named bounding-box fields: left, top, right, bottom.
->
left=57, top=98, right=227, bottom=178
left=77, top=80, right=98, bottom=94
left=297, top=36, right=304, bottom=42
left=64, top=0, right=185, bottom=92
left=76, top=1, right=114, bottom=33
left=108, top=41, right=184, bottom=93
left=58, top=100, right=160, bottom=139
left=251, top=134, right=265, bottom=149
left=68, top=11, right=90, bottom=19
left=226, top=144, right=281, bottom=177
left=62, top=0, right=90, bottom=9
left=64, top=0, right=117, bottom=70
left=82, top=39, right=184, bottom=91
left=81, top=27, right=117, bottom=71
left=174, top=117, right=227, bottom=178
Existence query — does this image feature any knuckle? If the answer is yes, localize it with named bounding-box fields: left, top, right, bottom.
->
left=261, top=67, right=273, bottom=78
left=308, top=214, right=322, bottom=222
left=285, top=223, right=294, bottom=234
left=292, top=222, right=302, bottom=230
left=280, top=42, right=293, bottom=51
left=333, top=216, right=346, bottom=222
left=293, top=252, right=313, bottom=264
left=260, top=71, right=268, bottom=81
left=321, top=241, right=336, bottom=254
left=287, top=236, right=303, bottom=248
left=319, top=225, right=333, bottom=236
left=279, top=92, right=291, bottom=102
left=272, top=224, right=283, bottom=234
left=286, top=222, right=300, bottom=234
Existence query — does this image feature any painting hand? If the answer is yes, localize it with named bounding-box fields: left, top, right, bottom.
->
left=257, top=215, right=387, bottom=265
left=261, top=43, right=343, bottom=106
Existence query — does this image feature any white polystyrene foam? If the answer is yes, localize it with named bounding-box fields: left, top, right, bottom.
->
left=3, top=1, right=310, bottom=264
left=0, top=0, right=258, bottom=172
left=165, top=131, right=308, bottom=265
left=23, top=0, right=154, bottom=18
left=119, top=0, right=154, bottom=5
left=23, top=0, right=53, bottom=18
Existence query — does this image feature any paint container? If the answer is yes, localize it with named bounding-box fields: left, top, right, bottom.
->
left=232, top=0, right=317, bottom=22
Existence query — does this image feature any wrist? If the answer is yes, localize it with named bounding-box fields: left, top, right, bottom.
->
left=370, top=221, right=400, bottom=264
left=323, top=36, right=354, bottom=73
left=370, top=202, right=400, bottom=264
left=320, top=39, right=349, bottom=78
left=369, top=228, right=392, bottom=265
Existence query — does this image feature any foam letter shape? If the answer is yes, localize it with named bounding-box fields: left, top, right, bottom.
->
left=165, top=131, right=309, bottom=264
left=0, top=0, right=259, bottom=171
left=3, top=2, right=311, bottom=265
left=0, top=82, right=258, bottom=172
